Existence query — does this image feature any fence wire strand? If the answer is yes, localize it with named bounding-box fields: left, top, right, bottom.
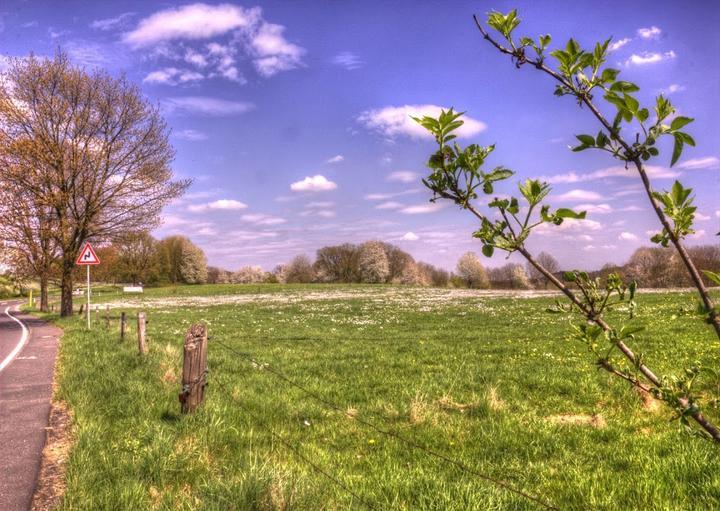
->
left=213, top=338, right=559, bottom=511
left=214, top=379, right=378, bottom=510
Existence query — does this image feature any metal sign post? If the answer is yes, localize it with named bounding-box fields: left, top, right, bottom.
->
left=75, top=242, right=101, bottom=329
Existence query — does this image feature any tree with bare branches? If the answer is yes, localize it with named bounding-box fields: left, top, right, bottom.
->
left=0, top=53, right=189, bottom=315
left=0, top=177, right=59, bottom=311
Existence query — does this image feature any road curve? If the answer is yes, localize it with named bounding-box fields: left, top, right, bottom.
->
left=0, top=301, right=62, bottom=511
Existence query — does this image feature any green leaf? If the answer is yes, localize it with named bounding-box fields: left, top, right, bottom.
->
left=600, top=68, right=620, bottom=83
left=539, top=34, right=551, bottom=49
left=563, top=271, right=577, bottom=282
left=485, top=167, right=514, bottom=182
left=670, top=116, right=694, bottom=131
left=610, top=81, right=640, bottom=93
left=555, top=208, right=587, bottom=219
left=623, top=94, right=639, bottom=114
left=575, top=134, right=595, bottom=146
left=482, top=245, right=494, bottom=258
left=671, top=134, right=684, bottom=166
left=676, top=132, right=696, bottom=146
left=702, top=270, right=720, bottom=286
left=619, top=325, right=645, bottom=339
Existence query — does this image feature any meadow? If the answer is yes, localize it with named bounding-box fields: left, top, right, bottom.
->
left=46, top=284, right=720, bottom=510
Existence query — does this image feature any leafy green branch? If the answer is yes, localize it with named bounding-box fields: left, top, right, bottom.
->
left=475, top=8, right=720, bottom=342
left=414, top=109, right=720, bottom=442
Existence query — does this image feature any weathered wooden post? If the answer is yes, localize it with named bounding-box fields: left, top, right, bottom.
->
left=120, top=312, right=126, bottom=341
left=137, top=312, right=147, bottom=355
left=105, top=305, right=110, bottom=329
left=78, top=304, right=84, bottom=316
left=179, top=324, right=209, bottom=414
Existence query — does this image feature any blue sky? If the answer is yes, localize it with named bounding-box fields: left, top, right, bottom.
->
left=1, top=1, right=718, bottom=271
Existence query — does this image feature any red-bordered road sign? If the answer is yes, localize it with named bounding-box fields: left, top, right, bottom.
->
left=75, top=242, right=101, bottom=265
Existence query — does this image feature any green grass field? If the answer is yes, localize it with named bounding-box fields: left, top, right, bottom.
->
left=45, top=284, right=720, bottom=510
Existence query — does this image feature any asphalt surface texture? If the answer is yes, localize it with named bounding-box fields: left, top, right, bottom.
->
left=0, top=300, right=61, bottom=511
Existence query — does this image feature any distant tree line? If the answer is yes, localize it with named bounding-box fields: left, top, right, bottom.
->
left=206, top=242, right=720, bottom=289
left=5, top=236, right=718, bottom=291
left=81, top=233, right=208, bottom=286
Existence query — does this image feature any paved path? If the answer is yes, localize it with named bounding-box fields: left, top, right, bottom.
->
left=0, top=300, right=61, bottom=511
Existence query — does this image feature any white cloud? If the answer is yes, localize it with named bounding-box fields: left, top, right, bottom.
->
left=554, top=189, right=604, bottom=202
left=123, top=4, right=259, bottom=47
left=188, top=199, right=248, bottom=212
left=143, top=67, right=204, bottom=85
left=317, top=210, right=336, bottom=218
left=375, top=201, right=403, bottom=210
left=387, top=171, right=420, bottom=183
left=332, top=52, right=363, bottom=70
left=637, top=26, right=662, bottom=39
left=578, top=234, right=594, bottom=242
left=624, top=50, right=676, bottom=66
left=364, top=189, right=421, bottom=201
left=326, top=155, right=344, bottom=164
left=609, top=37, right=631, bottom=52
left=123, top=3, right=304, bottom=78
left=162, top=96, right=254, bottom=116
left=184, top=48, right=208, bottom=67
left=660, top=84, right=686, bottom=95
left=574, top=203, right=613, bottom=214
left=290, top=175, right=337, bottom=192
left=402, top=232, right=419, bottom=241
left=677, top=157, right=719, bottom=170
left=695, top=212, right=711, bottom=221
left=689, top=229, right=706, bottom=239
left=583, top=244, right=618, bottom=252
left=400, top=202, right=446, bottom=214
left=305, top=201, right=334, bottom=208
left=716, top=210, right=720, bottom=218
left=619, top=231, right=638, bottom=241
left=358, top=104, right=486, bottom=140
left=90, top=12, right=135, bottom=31
left=65, top=41, right=115, bottom=68
left=241, top=213, right=286, bottom=225
left=248, top=22, right=305, bottom=77
left=539, top=165, right=679, bottom=184
left=536, top=218, right=603, bottom=235
left=174, top=129, right=208, bottom=141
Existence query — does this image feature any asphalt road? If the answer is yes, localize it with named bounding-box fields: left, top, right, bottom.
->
left=0, top=300, right=61, bottom=511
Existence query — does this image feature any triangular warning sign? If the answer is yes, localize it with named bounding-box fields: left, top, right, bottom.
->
left=76, top=242, right=101, bottom=265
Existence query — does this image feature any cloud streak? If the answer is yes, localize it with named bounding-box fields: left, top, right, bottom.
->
left=358, top=104, right=486, bottom=140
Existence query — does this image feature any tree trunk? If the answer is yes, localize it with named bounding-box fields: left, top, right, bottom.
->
left=39, top=276, right=49, bottom=312
left=60, top=258, right=74, bottom=317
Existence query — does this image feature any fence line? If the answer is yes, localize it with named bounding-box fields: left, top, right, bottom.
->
left=214, top=379, right=378, bottom=510
left=213, top=338, right=558, bottom=511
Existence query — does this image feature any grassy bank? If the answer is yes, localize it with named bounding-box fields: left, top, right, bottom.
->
left=49, top=285, right=720, bottom=509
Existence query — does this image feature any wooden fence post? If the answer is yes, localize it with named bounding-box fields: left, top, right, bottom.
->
left=105, top=305, right=110, bottom=329
left=120, top=312, right=126, bottom=341
left=137, top=312, right=147, bottom=355
left=180, top=324, right=209, bottom=414
left=78, top=304, right=84, bottom=316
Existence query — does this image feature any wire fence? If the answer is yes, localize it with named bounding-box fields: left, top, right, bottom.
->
left=214, top=378, right=379, bottom=509
left=212, top=338, right=559, bottom=510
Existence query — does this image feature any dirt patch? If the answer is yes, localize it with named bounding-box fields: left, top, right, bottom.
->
left=487, top=387, right=505, bottom=411
left=436, top=395, right=479, bottom=413
left=637, top=389, right=662, bottom=413
left=30, top=400, right=72, bottom=511
left=546, top=413, right=606, bottom=429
